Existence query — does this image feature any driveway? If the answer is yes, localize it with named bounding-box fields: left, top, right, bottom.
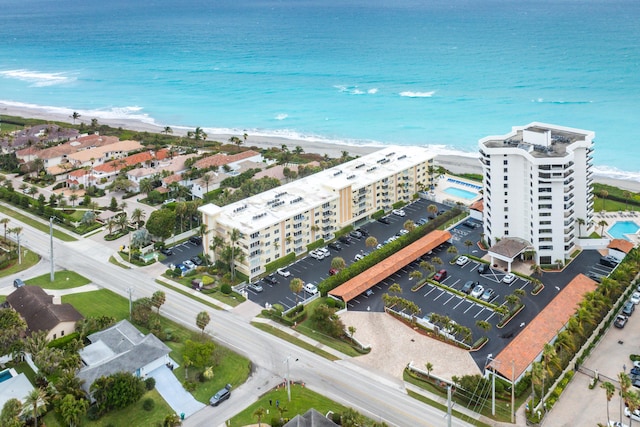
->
left=149, top=365, right=205, bottom=418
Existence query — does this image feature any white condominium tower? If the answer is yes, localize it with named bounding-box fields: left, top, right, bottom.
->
left=479, top=123, right=595, bottom=265
left=199, top=146, right=435, bottom=281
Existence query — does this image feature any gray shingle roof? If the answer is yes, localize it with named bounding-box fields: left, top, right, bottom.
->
left=284, top=409, right=339, bottom=427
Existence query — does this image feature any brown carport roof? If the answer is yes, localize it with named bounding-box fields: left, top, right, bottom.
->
left=328, top=230, right=452, bottom=303
left=487, top=274, right=597, bottom=381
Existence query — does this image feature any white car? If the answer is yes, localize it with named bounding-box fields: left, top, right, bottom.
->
left=304, top=283, right=318, bottom=295
left=503, top=273, right=516, bottom=284
left=470, top=284, right=485, bottom=298
left=625, top=406, right=640, bottom=422
left=398, top=229, right=409, bottom=235
left=318, top=247, right=330, bottom=257
left=392, top=209, right=406, bottom=217
left=277, top=267, right=291, bottom=277
left=455, top=256, right=469, bottom=266
left=183, top=260, right=195, bottom=270
left=631, top=292, right=640, bottom=305
left=309, top=250, right=324, bottom=260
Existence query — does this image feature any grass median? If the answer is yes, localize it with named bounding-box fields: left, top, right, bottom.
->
left=0, top=204, right=76, bottom=241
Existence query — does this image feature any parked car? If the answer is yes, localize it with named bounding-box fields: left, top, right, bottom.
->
left=263, top=274, right=278, bottom=285
left=461, top=280, right=478, bottom=294
left=600, top=256, right=619, bottom=268
left=183, top=260, right=195, bottom=270
left=328, top=268, right=338, bottom=275
left=304, top=283, right=318, bottom=295
left=277, top=267, right=291, bottom=277
left=364, top=289, right=374, bottom=297
left=247, top=282, right=263, bottom=293
left=631, top=292, right=640, bottom=305
left=433, top=269, right=447, bottom=281
left=13, top=278, right=25, bottom=288
left=416, top=218, right=428, bottom=226
left=191, top=256, right=203, bottom=266
left=160, top=247, right=173, bottom=256
left=631, top=366, right=640, bottom=376
left=392, top=209, right=406, bottom=217
left=462, top=220, right=479, bottom=229
left=328, top=242, right=342, bottom=251
left=623, top=301, right=635, bottom=316
left=397, top=229, right=409, bottom=236
left=377, top=216, right=391, bottom=224
left=309, top=249, right=324, bottom=260
left=354, top=253, right=365, bottom=262
left=455, top=256, right=469, bottom=266
left=610, top=421, right=629, bottom=427
left=477, top=264, right=491, bottom=274
left=481, top=288, right=496, bottom=302
left=189, top=236, right=202, bottom=245
left=210, top=384, right=232, bottom=406
left=338, top=235, right=353, bottom=245
left=502, top=273, right=516, bottom=284
left=318, top=247, right=330, bottom=258
left=470, top=284, right=485, bottom=298
left=355, top=228, right=369, bottom=237
left=349, top=230, right=363, bottom=239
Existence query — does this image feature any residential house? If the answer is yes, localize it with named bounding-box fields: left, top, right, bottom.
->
left=607, top=238, right=634, bottom=262
left=284, top=409, right=339, bottom=427
left=6, top=286, right=84, bottom=341
left=77, top=320, right=171, bottom=394
left=67, top=139, right=143, bottom=169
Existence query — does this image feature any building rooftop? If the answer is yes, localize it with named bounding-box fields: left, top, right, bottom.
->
left=608, top=238, right=634, bottom=254
left=200, top=146, right=435, bottom=233
left=488, top=274, right=597, bottom=381
left=67, top=139, right=143, bottom=163
left=194, top=150, right=261, bottom=169
left=479, top=122, right=594, bottom=159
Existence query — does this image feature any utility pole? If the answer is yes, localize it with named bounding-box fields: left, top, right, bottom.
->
left=50, top=217, right=54, bottom=282
left=127, top=287, right=133, bottom=320
left=16, top=232, right=21, bottom=264
left=446, top=384, right=452, bottom=427
left=511, top=359, right=516, bottom=423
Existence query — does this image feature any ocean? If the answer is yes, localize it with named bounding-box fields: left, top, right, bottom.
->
left=1, top=0, right=638, bottom=179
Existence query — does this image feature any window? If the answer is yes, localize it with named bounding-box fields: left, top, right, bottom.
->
left=61, top=330, right=65, bottom=336
left=504, top=168, right=508, bottom=173
left=503, top=160, right=508, bottom=165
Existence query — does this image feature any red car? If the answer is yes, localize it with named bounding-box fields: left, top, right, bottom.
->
left=329, top=268, right=338, bottom=276
left=433, top=269, right=447, bottom=281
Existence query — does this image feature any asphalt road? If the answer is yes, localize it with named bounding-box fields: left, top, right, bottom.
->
left=11, top=212, right=474, bottom=427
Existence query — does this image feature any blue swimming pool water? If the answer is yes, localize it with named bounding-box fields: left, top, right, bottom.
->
left=608, top=221, right=640, bottom=240
left=443, top=187, right=478, bottom=200
left=0, top=369, right=13, bottom=383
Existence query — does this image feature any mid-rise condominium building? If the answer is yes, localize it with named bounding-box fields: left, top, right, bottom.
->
left=199, top=146, right=435, bottom=280
left=479, top=123, right=595, bottom=265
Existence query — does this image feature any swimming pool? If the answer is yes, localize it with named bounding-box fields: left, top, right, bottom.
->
left=0, top=368, right=14, bottom=383
left=443, top=187, right=478, bottom=200
left=446, top=177, right=483, bottom=191
left=608, top=221, right=640, bottom=240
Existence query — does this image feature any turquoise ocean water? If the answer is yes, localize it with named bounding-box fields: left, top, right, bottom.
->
left=1, top=0, right=638, bottom=178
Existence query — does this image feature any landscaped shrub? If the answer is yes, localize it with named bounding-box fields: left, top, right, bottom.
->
left=145, top=377, right=156, bottom=391
left=220, top=284, right=232, bottom=294
left=142, top=398, right=155, bottom=411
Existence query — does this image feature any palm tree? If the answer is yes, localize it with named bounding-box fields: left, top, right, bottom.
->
left=229, top=136, right=242, bottom=148
left=409, top=270, right=423, bottom=281
left=71, top=111, right=81, bottom=124
left=447, top=245, right=458, bottom=256
left=331, top=256, right=346, bottom=271
left=601, top=381, right=615, bottom=425
left=1, top=217, right=10, bottom=241
left=598, top=219, right=608, bottom=236
left=253, top=406, right=266, bottom=427
left=290, top=278, right=303, bottom=305
left=163, top=126, right=173, bottom=135
left=475, top=320, right=492, bottom=334
left=427, top=204, right=438, bottom=218
left=195, top=311, right=210, bottom=336
left=106, top=217, right=117, bottom=235
left=25, top=387, right=48, bottom=427
left=577, top=217, right=585, bottom=237
left=425, top=362, right=434, bottom=378
left=403, top=219, right=415, bottom=232
left=229, top=228, right=241, bottom=280
left=388, top=283, right=402, bottom=295
left=365, top=236, right=378, bottom=249
left=599, top=189, right=609, bottom=211
left=431, top=256, right=443, bottom=268
left=131, top=208, right=145, bottom=228
left=116, top=212, right=129, bottom=232
left=464, top=239, right=474, bottom=254
left=620, top=372, right=632, bottom=422
left=201, top=173, right=212, bottom=199
left=69, top=193, right=79, bottom=207
left=293, top=145, right=304, bottom=155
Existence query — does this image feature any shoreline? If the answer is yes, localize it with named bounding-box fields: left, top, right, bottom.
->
left=2, top=102, right=640, bottom=192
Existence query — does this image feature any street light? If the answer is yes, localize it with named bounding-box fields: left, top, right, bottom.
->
left=283, top=355, right=298, bottom=402
left=485, top=353, right=500, bottom=416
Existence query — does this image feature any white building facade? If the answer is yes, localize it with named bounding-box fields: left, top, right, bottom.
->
left=199, top=146, right=435, bottom=280
left=479, top=123, right=595, bottom=265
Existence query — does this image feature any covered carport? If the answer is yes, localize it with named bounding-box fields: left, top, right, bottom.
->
left=486, top=237, right=532, bottom=273
left=329, top=230, right=452, bottom=304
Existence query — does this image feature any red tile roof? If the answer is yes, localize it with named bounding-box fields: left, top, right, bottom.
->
left=329, top=230, right=452, bottom=302
left=194, top=150, right=260, bottom=169
left=469, top=199, right=484, bottom=212
left=93, top=149, right=169, bottom=173
left=608, top=239, right=634, bottom=254
left=488, top=274, right=598, bottom=381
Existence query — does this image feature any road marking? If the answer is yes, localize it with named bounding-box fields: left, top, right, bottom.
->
left=453, top=298, right=465, bottom=309
left=443, top=295, right=455, bottom=305
left=485, top=312, right=497, bottom=322
left=433, top=291, right=445, bottom=301
left=474, top=307, right=485, bottom=318
left=423, top=287, right=436, bottom=297
left=464, top=304, right=475, bottom=314
left=519, top=283, right=527, bottom=291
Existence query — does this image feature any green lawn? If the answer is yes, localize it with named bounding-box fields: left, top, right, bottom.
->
left=62, top=289, right=130, bottom=321
left=162, top=273, right=245, bottom=307
left=0, top=295, right=5, bottom=304
left=252, top=322, right=339, bottom=361
left=0, top=205, right=76, bottom=241
left=41, top=389, right=173, bottom=427
left=0, top=250, right=41, bottom=278
left=26, top=270, right=91, bottom=289
left=155, top=279, right=221, bottom=310
left=229, top=385, right=352, bottom=427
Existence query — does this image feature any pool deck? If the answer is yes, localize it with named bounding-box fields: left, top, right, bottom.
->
left=431, top=174, right=482, bottom=205
left=596, top=210, right=640, bottom=244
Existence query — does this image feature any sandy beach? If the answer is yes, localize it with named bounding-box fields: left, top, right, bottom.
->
left=2, top=102, right=640, bottom=192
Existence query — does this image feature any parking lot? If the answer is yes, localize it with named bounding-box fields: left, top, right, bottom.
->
left=160, top=238, right=204, bottom=270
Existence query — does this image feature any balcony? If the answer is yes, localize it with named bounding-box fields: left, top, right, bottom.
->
left=564, top=209, right=575, bottom=218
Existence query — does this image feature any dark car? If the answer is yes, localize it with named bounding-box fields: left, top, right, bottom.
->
left=462, top=220, right=479, bottom=229
left=263, top=274, right=278, bottom=286
left=189, top=236, right=202, bottom=245
left=477, top=264, right=491, bottom=274
left=210, top=384, right=232, bottom=406
left=13, top=278, right=25, bottom=288
left=356, top=228, right=369, bottom=237
left=433, top=269, right=447, bottom=282
left=600, top=256, right=618, bottom=268
left=160, top=247, right=173, bottom=256
left=191, top=256, right=203, bottom=266
left=328, top=242, right=342, bottom=251
left=329, top=268, right=338, bottom=275
left=377, top=216, right=391, bottom=224
left=416, top=218, right=428, bottom=226
left=461, top=280, right=478, bottom=294
left=338, top=235, right=353, bottom=245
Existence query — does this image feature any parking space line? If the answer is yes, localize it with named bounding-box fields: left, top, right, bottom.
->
left=485, top=312, right=497, bottom=322
left=423, top=287, right=436, bottom=297
left=474, top=307, right=486, bottom=318
left=519, top=283, right=527, bottom=291
left=433, top=290, right=445, bottom=301
left=453, top=298, right=466, bottom=309
left=443, top=295, right=455, bottom=305
left=463, top=304, right=475, bottom=314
